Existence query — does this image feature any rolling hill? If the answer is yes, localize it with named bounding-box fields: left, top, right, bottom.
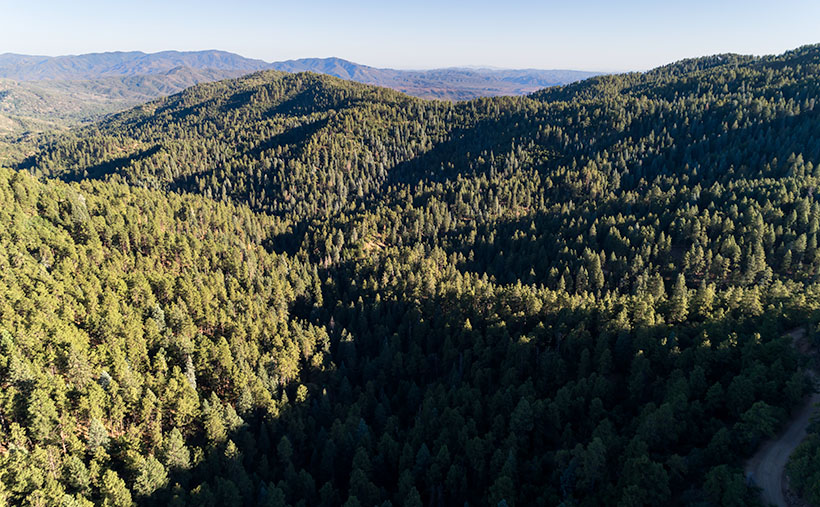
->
left=0, top=67, right=255, bottom=135
left=0, top=50, right=270, bottom=81
left=0, top=51, right=598, bottom=100
left=3, top=44, right=820, bottom=506
left=0, top=51, right=598, bottom=137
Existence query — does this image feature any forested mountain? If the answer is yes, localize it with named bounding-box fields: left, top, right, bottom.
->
left=0, top=51, right=596, bottom=136
left=0, top=51, right=270, bottom=81
left=0, top=51, right=271, bottom=136
left=0, top=68, right=254, bottom=135
left=0, top=51, right=596, bottom=100
left=2, top=44, right=820, bottom=506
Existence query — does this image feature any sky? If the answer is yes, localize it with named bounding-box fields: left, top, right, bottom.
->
left=1, top=0, right=819, bottom=72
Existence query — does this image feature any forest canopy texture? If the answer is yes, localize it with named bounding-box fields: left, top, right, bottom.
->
left=2, top=44, right=820, bottom=506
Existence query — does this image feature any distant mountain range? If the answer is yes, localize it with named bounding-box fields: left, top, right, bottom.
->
left=0, top=50, right=269, bottom=81
left=269, top=57, right=599, bottom=100
left=0, top=68, right=252, bottom=135
left=0, top=50, right=598, bottom=136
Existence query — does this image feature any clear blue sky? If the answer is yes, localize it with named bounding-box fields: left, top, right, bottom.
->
left=1, top=0, right=819, bottom=72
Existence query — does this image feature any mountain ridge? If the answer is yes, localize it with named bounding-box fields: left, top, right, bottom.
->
left=0, top=50, right=599, bottom=136
left=0, top=50, right=270, bottom=80
left=0, top=66, right=257, bottom=136
left=4, top=43, right=820, bottom=507
left=270, top=56, right=599, bottom=100
left=0, top=50, right=599, bottom=101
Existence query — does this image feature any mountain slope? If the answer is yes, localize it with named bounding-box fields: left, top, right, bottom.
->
left=0, top=51, right=273, bottom=136
left=0, top=67, right=256, bottom=134
left=21, top=45, right=820, bottom=219
left=0, top=51, right=597, bottom=138
left=0, top=51, right=598, bottom=100
left=0, top=50, right=270, bottom=81
left=3, top=45, right=820, bottom=506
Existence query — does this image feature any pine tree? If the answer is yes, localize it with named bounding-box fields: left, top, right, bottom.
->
left=161, top=428, right=191, bottom=470
left=692, top=280, right=715, bottom=319
left=133, top=456, right=168, bottom=497
left=27, top=388, right=58, bottom=444
left=669, top=274, right=689, bottom=322
left=87, top=418, right=110, bottom=452
left=101, top=470, right=133, bottom=507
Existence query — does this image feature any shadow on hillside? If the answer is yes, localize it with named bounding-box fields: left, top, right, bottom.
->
left=384, top=114, right=529, bottom=188
left=219, top=89, right=257, bottom=114
left=61, top=145, right=162, bottom=182
left=431, top=200, right=692, bottom=288
left=244, top=118, right=329, bottom=159
left=166, top=118, right=331, bottom=200
left=136, top=254, right=814, bottom=506
left=266, top=86, right=352, bottom=118
left=261, top=222, right=309, bottom=257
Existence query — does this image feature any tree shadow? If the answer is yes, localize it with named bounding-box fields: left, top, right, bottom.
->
left=139, top=251, right=813, bottom=506
left=58, top=145, right=163, bottom=183
left=244, top=118, right=329, bottom=160
left=265, top=86, right=352, bottom=119
left=383, top=114, right=526, bottom=188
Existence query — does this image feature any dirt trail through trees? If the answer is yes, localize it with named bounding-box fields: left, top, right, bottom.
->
left=745, top=328, right=818, bottom=507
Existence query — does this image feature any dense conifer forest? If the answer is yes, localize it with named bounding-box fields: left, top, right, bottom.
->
left=2, top=44, right=820, bottom=506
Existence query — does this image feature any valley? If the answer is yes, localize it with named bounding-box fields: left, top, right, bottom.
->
left=1, top=42, right=820, bottom=506
left=0, top=50, right=598, bottom=137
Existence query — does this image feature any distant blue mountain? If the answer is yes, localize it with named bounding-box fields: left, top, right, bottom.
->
left=268, top=57, right=600, bottom=100
left=0, top=51, right=598, bottom=101
left=0, top=50, right=270, bottom=81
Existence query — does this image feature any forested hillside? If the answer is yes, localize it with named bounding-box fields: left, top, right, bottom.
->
left=2, top=45, right=820, bottom=506
left=0, top=51, right=270, bottom=81
left=0, top=51, right=595, bottom=138
left=0, top=68, right=253, bottom=136
left=0, top=51, right=273, bottom=137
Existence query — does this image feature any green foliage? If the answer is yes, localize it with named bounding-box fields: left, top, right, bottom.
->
left=132, top=456, right=168, bottom=497
left=101, top=470, right=133, bottom=507
left=787, top=418, right=820, bottom=505
left=160, top=428, right=191, bottom=471
left=3, top=44, right=820, bottom=506
left=86, top=418, right=110, bottom=452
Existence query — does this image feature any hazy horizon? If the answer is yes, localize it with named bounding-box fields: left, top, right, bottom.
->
left=0, top=49, right=610, bottom=73
left=2, top=44, right=818, bottom=76
left=2, top=0, right=819, bottom=73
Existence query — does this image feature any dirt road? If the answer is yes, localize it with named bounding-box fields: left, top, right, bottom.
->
left=745, top=328, right=818, bottom=507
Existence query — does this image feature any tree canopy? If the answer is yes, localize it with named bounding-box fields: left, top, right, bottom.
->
left=3, top=44, right=820, bottom=506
